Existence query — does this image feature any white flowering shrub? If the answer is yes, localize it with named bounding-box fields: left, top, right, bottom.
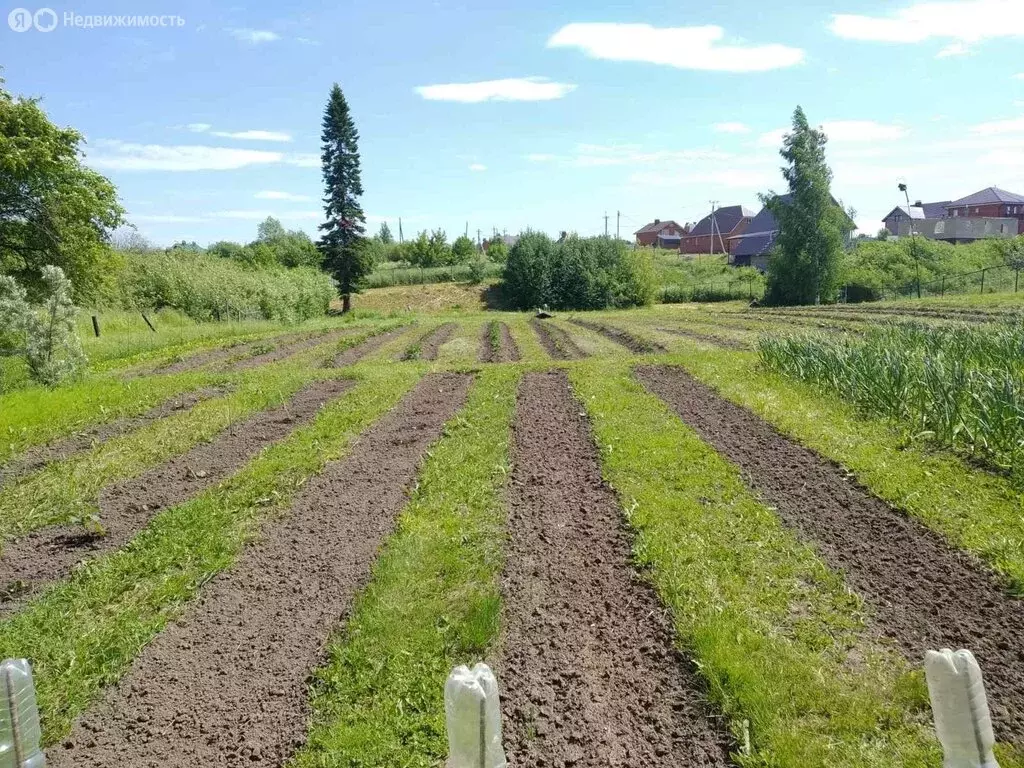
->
left=0, top=266, right=86, bottom=387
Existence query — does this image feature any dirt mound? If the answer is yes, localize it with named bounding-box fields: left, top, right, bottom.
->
left=530, top=319, right=586, bottom=360
left=657, top=326, right=750, bottom=350
left=638, top=364, right=1024, bottom=740
left=403, top=323, right=457, bottom=361
left=479, top=322, right=520, bottom=363
left=497, top=371, right=731, bottom=766
left=327, top=328, right=405, bottom=367
left=48, top=373, right=472, bottom=767
left=570, top=318, right=666, bottom=354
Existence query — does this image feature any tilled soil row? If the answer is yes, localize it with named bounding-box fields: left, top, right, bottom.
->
left=327, top=328, right=406, bottom=368
left=0, top=388, right=223, bottom=494
left=403, top=323, right=457, bottom=361
left=49, top=372, right=473, bottom=768
left=637, top=364, right=1024, bottom=740
left=498, top=371, right=731, bottom=767
left=0, top=377, right=354, bottom=610
left=530, top=318, right=587, bottom=360
left=221, top=327, right=351, bottom=372
left=657, top=326, right=751, bottom=350
left=570, top=318, right=666, bottom=354
left=479, top=322, right=521, bottom=363
left=146, top=330, right=311, bottom=377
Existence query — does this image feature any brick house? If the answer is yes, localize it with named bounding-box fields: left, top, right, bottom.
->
left=679, top=205, right=755, bottom=255
left=634, top=219, right=687, bottom=247
left=945, top=187, right=1024, bottom=222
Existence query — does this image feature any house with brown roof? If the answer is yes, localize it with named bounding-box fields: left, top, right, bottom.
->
left=679, top=205, right=755, bottom=255
left=634, top=219, right=688, bottom=247
left=945, top=186, right=1024, bottom=222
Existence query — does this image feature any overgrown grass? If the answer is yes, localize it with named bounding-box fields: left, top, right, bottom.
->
left=0, top=364, right=422, bottom=744
left=365, top=262, right=502, bottom=289
left=758, top=322, right=1024, bottom=473
left=570, top=360, right=940, bottom=766
left=671, top=344, right=1024, bottom=594
left=294, top=366, right=519, bottom=766
left=487, top=320, right=502, bottom=358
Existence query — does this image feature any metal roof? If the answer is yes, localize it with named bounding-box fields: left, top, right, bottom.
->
left=731, top=231, right=776, bottom=258
left=686, top=205, right=756, bottom=237
left=948, top=187, right=1024, bottom=207
left=634, top=219, right=682, bottom=235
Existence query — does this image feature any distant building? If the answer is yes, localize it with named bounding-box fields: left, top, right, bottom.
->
left=679, top=205, right=755, bottom=255
left=881, top=200, right=950, bottom=235
left=730, top=194, right=853, bottom=272
left=945, top=187, right=1024, bottom=223
left=634, top=219, right=687, bottom=247
left=894, top=217, right=1018, bottom=244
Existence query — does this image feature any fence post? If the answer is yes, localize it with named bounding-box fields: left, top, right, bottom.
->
left=981, top=269, right=986, bottom=294
left=1016, top=269, right=1019, bottom=293
left=91, top=315, right=101, bottom=337
left=941, top=276, right=945, bottom=297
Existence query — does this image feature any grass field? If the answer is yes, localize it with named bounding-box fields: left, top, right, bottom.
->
left=2, top=291, right=1024, bottom=766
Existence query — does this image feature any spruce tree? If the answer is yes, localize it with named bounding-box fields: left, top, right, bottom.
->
left=318, top=84, right=370, bottom=312
left=763, top=106, right=847, bottom=305
left=378, top=222, right=393, bottom=244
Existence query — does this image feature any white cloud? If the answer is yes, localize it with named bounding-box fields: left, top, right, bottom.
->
left=296, top=37, right=319, bottom=45
left=87, top=141, right=284, bottom=171
left=468, top=163, right=487, bottom=171
left=1015, top=73, right=1024, bottom=80
left=255, top=190, right=313, bottom=201
left=757, top=120, right=909, bottom=147
left=226, top=28, right=280, bottom=44
left=547, top=23, right=804, bottom=72
left=936, top=41, right=971, bottom=57
left=131, top=214, right=208, bottom=223
left=415, top=77, right=577, bottom=102
left=186, top=123, right=211, bottom=133
left=211, top=129, right=293, bottom=142
left=629, top=168, right=776, bottom=189
left=209, top=210, right=321, bottom=220
left=829, top=0, right=1024, bottom=56
left=970, top=116, right=1024, bottom=135
left=714, top=122, right=751, bottom=134
left=283, top=153, right=320, bottom=168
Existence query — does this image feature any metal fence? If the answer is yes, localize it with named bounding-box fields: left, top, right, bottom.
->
left=859, top=264, right=1023, bottom=303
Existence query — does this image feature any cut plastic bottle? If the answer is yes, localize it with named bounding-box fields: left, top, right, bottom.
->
left=0, top=658, right=45, bottom=768
left=445, top=662, right=507, bottom=768
left=925, top=648, right=999, bottom=768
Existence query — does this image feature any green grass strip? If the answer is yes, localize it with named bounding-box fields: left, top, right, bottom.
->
left=504, top=315, right=549, bottom=363
left=669, top=346, right=1024, bottom=594
left=0, top=364, right=422, bottom=744
left=569, top=359, right=940, bottom=768
left=0, top=360, right=335, bottom=536
left=293, top=365, right=520, bottom=767
left=0, top=372, right=219, bottom=465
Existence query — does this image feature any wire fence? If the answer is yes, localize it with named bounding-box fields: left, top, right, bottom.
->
left=862, top=264, right=1023, bottom=303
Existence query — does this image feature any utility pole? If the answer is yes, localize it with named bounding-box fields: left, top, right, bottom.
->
left=616, top=210, right=621, bottom=240
left=604, top=211, right=609, bottom=237
left=398, top=217, right=404, bottom=244
left=465, top=221, right=469, bottom=238
left=899, top=182, right=922, bottom=299
left=476, top=228, right=481, bottom=249
left=708, top=201, right=719, bottom=261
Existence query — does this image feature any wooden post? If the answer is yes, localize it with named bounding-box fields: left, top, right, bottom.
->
left=91, top=315, right=101, bottom=337
left=142, top=313, right=156, bottom=333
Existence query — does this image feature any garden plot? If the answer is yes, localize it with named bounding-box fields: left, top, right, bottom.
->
left=498, top=371, right=730, bottom=766
left=530, top=318, right=586, bottom=360
left=401, top=322, right=457, bottom=361
left=479, top=320, right=520, bottom=362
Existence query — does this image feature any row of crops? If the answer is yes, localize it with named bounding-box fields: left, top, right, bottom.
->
left=758, top=321, right=1024, bottom=475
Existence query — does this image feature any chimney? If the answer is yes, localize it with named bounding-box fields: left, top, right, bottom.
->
left=654, top=218, right=660, bottom=224
left=914, top=200, right=923, bottom=207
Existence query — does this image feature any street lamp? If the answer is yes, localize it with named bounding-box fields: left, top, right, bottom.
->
left=899, top=182, right=922, bottom=299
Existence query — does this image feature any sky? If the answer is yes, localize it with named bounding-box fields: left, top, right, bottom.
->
left=2, top=0, right=1024, bottom=246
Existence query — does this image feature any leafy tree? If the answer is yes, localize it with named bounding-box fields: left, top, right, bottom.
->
left=763, top=106, right=848, bottom=305
left=486, top=239, right=509, bottom=264
left=0, top=80, right=124, bottom=302
left=876, top=228, right=890, bottom=241
left=378, top=221, right=393, bottom=244
left=167, top=240, right=203, bottom=254
left=451, top=234, right=475, bottom=264
left=317, top=83, right=370, bottom=313
left=1002, top=236, right=1024, bottom=272
left=256, top=216, right=287, bottom=243
left=207, top=240, right=249, bottom=261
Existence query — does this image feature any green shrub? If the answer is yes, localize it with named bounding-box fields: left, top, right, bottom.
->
left=501, top=233, right=655, bottom=311
left=109, top=251, right=335, bottom=323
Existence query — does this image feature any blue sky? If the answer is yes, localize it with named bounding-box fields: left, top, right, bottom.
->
left=3, top=0, right=1023, bottom=245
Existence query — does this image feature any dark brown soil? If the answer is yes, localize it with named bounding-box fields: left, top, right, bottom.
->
left=498, top=371, right=731, bottom=767
left=221, top=328, right=350, bottom=371
left=637, top=364, right=1024, bottom=740
left=327, top=328, right=405, bottom=368
left=0, top=378, right=354, bottom=610
left=657, top=327, right=750, bottom=350
left=147, top=332, right=302, bottom=376
left=0, top=388, right=222, bottom=493
left=479, top=322, right=521, bottom=363
left=570, top=318, right=666, bottom=354
left=402, top=323, right=456, bottom=361
left=530, top=318, right=586, bottom=360
left=48, top=373, right=472, bottom=768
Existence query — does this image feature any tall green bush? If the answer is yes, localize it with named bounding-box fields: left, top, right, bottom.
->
left=501, top=233, right=655, bottom=310
left=111, top=251, right=335, bottom=323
